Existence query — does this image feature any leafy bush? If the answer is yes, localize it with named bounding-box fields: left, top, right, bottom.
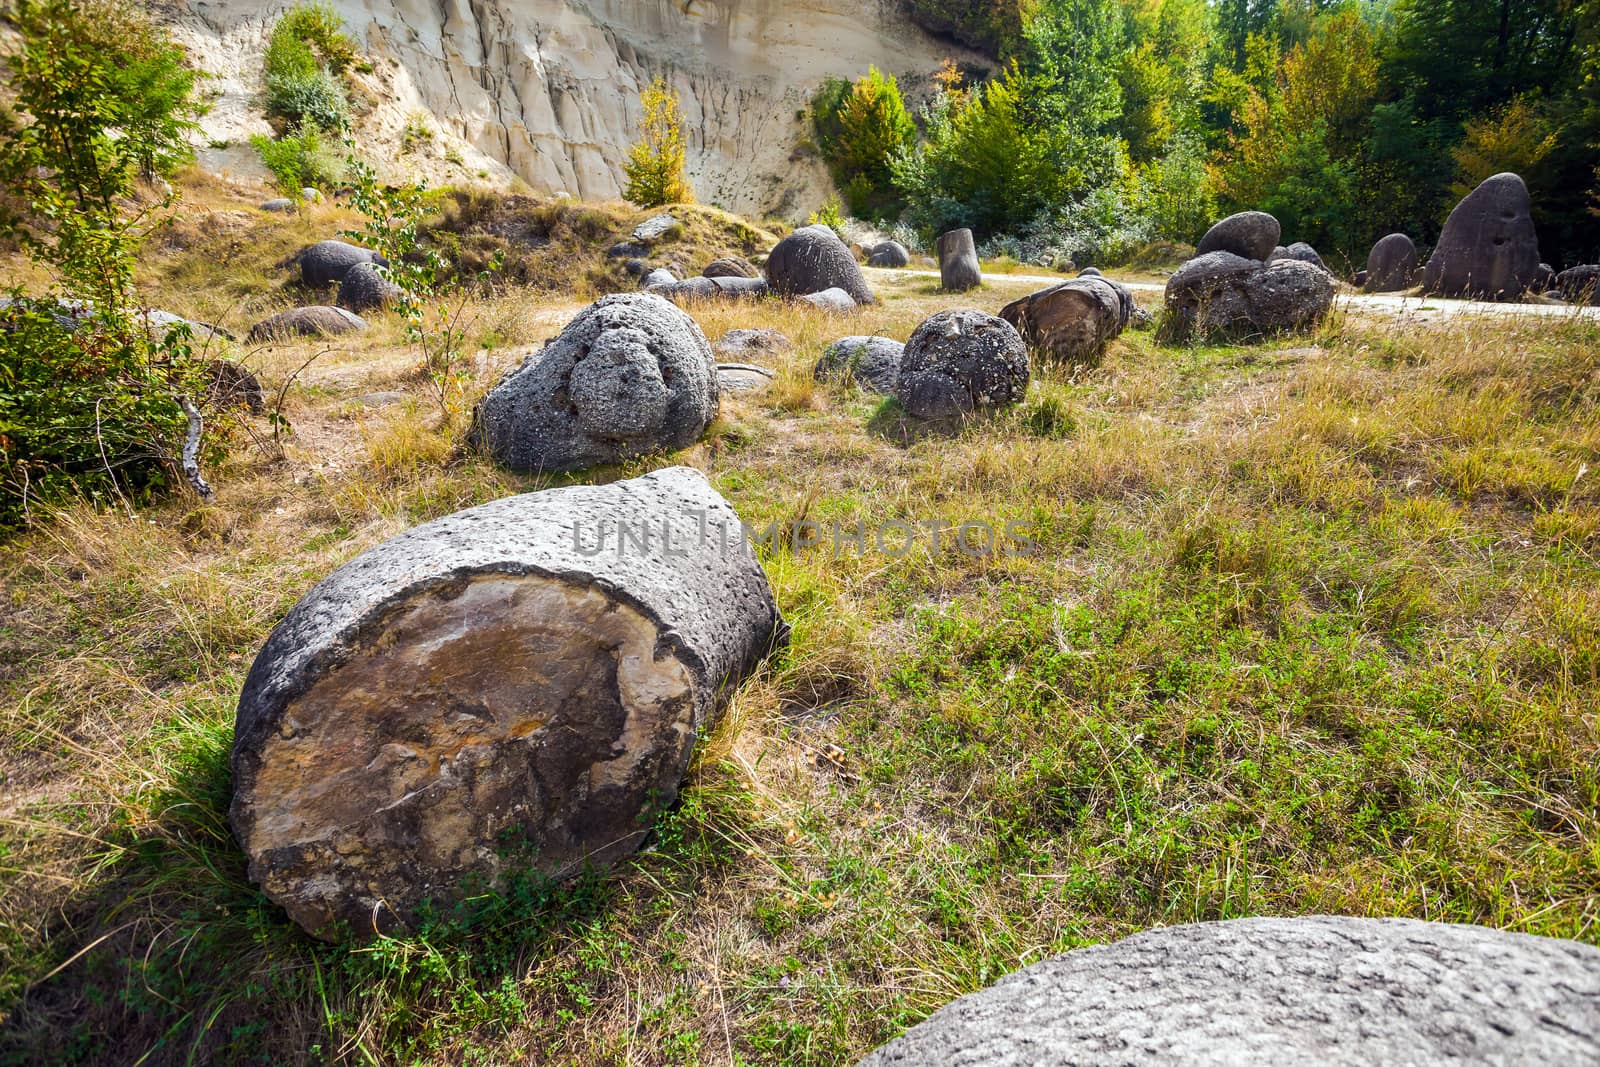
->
left=811, top=67, right=915, bottom=218
left=250, top=124, right=345, bottom=196
left=807, top=195, right=848, bottom=238
left=262, top=2, right=355, bottom=131
left=979, top=182, right=1154, bottom=269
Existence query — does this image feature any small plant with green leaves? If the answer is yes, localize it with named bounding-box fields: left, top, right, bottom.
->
left=807, top=194, right=849, bottom=238
left=250, top=122, right=345, bottom=197
left=623, top=76, right=693, bottom=207
left=261, top=1, right=357, bottom=132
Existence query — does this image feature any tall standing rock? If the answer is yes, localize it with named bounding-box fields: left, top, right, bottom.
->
left=764, top=225, right=875, bottom=305
left=896, top=309, right=1028, bottom=419
left=858, top=917, right=1600, bottom=1066
left=999, top=277, right=1130, bottom=368
left=1196, top=211, right=1281, bottom=262
left=472, top=293, right=718, bottom=473
left=936, top=229, right=983, bottom=292
left=1421, top=173, right=1542, bottom=300
left=1365, top=233, right=1419, bottom=292
left=230, top=467, right=787, bottom=941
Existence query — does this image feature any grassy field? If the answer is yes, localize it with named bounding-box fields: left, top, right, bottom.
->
left=1, top=181, right=1597, bottom=1065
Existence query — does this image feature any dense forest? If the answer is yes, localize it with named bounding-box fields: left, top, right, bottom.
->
left=816, top=0, right=1600, bottom=268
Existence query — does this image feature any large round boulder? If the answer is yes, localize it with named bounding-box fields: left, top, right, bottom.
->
left=1557, top=265, right=1600, bottom=304
left=936, top=229, right=982, bottom=293
left=297, top=240, right=386, bottom=289
left=866, top=241, right=911, bottom=268
left=765, top=225, right=875, bottom=305
left=896, top=310, right=1029, bottom=419
left=999, top=277, right=1131, bottom=368
left=1421, top=172, right=1542, bottom=300
left=246, top=306, right=368, bottom=343
left=1163, top=252, right=1335, bottom=341
left=471, top=293, right=718, bottom=473
left=814, top=336, right=904, bottom=394
left=337, top=262, right=404, bottom=313
left=1365, top=233, right=1419, bottom=292
left=1196, top=211, right=1281, bottom=262
left=858, top=917, right=1600, bottom=1066
left=230, top=466, right=787, bottom=941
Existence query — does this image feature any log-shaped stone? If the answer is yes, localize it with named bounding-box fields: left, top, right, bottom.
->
left=230, top=467, right=786, bottom=941
left=937, top=229, right=982, bottom=292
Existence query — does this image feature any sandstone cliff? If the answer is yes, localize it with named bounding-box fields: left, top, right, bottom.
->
left=158, top=0, right=978, bottom=217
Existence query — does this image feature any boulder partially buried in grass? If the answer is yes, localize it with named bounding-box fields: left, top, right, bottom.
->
left=230, top=466, right=787, bottom=941
left=896, top=309, right=1028, bottom=419
left=999, top=277, right=1132, bottom=368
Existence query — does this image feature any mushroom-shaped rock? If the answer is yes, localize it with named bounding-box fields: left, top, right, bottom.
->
left=999, top=277, right=1130, bottom=368
left=936, top=229, right=982, bottom=292
left=1422, top=173, right=1542, bottom=300
left=703, top=256, right=759, bottom=279
left=471, top=293, right=718, bottom=474
left=297, top=240, right=387, bottom=289
left=1163, top=252, right=1334, bottom=341
left=246, top=306, right=368, bottom=343
left=229, top=466, right=787, bottom=941
left=896, top=310, right=1028, bottom=419
left=1270, top=241, right=1328, bottom=272
left=1557, top=265, right=1600, bottom=304
left=337, top=262, right=404, bottom=313
left=1365, top=233, right=1419, bottom=292
left=765, top=225, right=875, bottom=305
left=814, top=336, right=903, bottom=394
left=857, top=917, right=1600, bottom=1066
left=1196, top=211, right=1281, bottom=261
left=866, top=241, right=911, bottom=268
left=799, top=287, right=856, bottom=312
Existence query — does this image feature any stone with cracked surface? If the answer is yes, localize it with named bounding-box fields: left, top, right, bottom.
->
left=999, top=277, right=1130, bottom=368
left=471, top=293, right=718, bottom=473
left=230, top=467, right=787, bottom=941
left=858, top=916, right=1600, bottom=1066
left=896, top=310, right=1028, bottom=419
left=1163, top=253, right=1334, bottom=341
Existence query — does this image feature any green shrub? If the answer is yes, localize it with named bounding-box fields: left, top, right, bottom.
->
left=250, top=124, right=344, bottom=195
left=811, top=67, right=915, bottom=219
left=261, top=2, right=356, bottom=131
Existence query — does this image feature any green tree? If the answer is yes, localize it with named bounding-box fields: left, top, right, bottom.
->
left=262, top=1, right=356, bottom=132
left=623, top=77, right=693, bottom=208
left=813, top=66, right=916, bottom=218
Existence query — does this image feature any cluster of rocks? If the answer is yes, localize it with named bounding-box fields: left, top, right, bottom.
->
left=245, top=239, right=399, bottom=343
left=1165, top=212, right=1335, bottom=341
left=639, top=224, right=877, bottom=313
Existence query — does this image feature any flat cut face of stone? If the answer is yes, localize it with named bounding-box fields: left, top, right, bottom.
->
left=246, top=573, right=694, bottom=937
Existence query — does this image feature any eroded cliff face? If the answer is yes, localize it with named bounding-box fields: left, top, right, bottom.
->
left=160, top=0, right=976, bottom=216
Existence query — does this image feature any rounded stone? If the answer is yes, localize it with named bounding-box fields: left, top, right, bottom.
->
left=1556, top=265, right=1600, bottom=304
left=1163, top=252, right=1334, bottom=341
left=260, top=198, right=295, bottom=213
left=765, top=225, right=875, bottom=305
left=936, top=228, right=982, bottom=293
left=715, top=363, right=777, bottom=393
left=246, top=306, right=368, bottom=343
left=866, top=241, right=911, bottom=268
left=702, top=256, right=759, bottom=279
left=714, top=328, right=792, bottom=360
left=1422, top=173, right=1543, bottom=300
left=813, top=335, right=903, bottom=394
left=641, top=268, right=679, bottom=289
left=799, top=287, right=856, bottom=312
left=896, top=309, right=1029, bottom=419
left=1196, top=211, right=1281, bottom=262
left=999, top=277, right=1130, bottom=368
left=1270, top=241, right=1328, bottom=273
left=337, top=262, right=404, bottom=313
left=296, top=240, right=387, bottom=289
left=858, top=917, right=1600, bottom=1066
left=471, top=293, right=717, bottom=473
left=1365, top=233, right=1419, bottom=292
left=229, top=467, right=786, bottom=941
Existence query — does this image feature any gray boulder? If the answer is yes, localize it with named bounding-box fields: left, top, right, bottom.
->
left=936, top=229, right=982, bottom=292
left=1163, top=252, right=1334, bottom=341
left=814, top=336, right=903, bottom=394
left=1365, top=233, right=1418, bottom=292
left=858, top=917, right=1600, bottom=1067
left=229, top=466, right=786, bottom=941
left=765, top=225, right=875, bottom=305
left=715, top=364, right=777, bottom=394
left=472, top=293, right=718, bottom=473
left=866, top=241, right=911, bottom=268
left=246, top=306, right=368, bottom=343
left=1270, top=241, right=1328, bottom=272
left=337, top=262, right=404, bottom=313
left=1422, top=172, right=1542, bottom=300
left=1556, top=265, right=1599, bottom=304
left=1533, top=262, right=1557, bottom=292
left=714, top=328, right=792, bottom=360
left=799, top=287, right=856, bottom=312
left=999, top=277, right=1130, bottom=368
left=632, top=213, right=678, bottom=243
left=649, top=276, right=769, bottom=302
left=641, top=268, right=679, bottom=289
left=607, top=241, right=649, bottom=259
left=260, top=198, right=294, bottom=213
left=896, top=310, right=1029, bottom=419
left=297, top=240, right=386, bottom=289
left=703, top=256, right=759, bottom=279
left=1196, top=211, right=1281, bottom=262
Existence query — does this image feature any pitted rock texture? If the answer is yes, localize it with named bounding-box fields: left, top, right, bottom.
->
left=867, top=241, right=911, bottom=268
left=1163, top=253, right=1334, bottom=341
left=1195, top=211, right=1280, bottom=262
left=937, top=229, right=982, bottom=292
left=896, top=310, right=1028, bottom=419
left=715, top=328, right=792, bottom=359
left=858, top=916, right=1600, bottom=1066
left=230, top=467, right=786, bottom=941
left=337, top=262, right=404, bottom=313
left=814, top=335, right=903, bottom=393
left=999, top=277, right=1130, bottom=367
left=246, top=306, right=368, bottom=343
left=1269, top=241, right=1328, bottom=273
left=1422, top=173, right=1543, bottom=300
left=1365, top=233, right=1418, bottom=292
left=766, top=225, right=875, bottom=305
left=297, top=240, right=387, bottom=288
